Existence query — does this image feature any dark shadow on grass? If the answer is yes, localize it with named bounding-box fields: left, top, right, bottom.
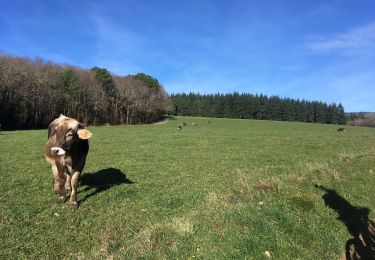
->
left=79, top=168, right=133, bottom=204
left=315, top=184, right=375, bottom=259
left=163, top=115, right=177, bottom=120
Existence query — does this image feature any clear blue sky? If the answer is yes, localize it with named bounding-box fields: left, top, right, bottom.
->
left=1, top=0, right=374, bottom=112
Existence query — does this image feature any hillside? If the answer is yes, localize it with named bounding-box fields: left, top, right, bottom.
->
left=1, top=117, right=374, bottom=258
left=346, top=112, right=375, bottom=127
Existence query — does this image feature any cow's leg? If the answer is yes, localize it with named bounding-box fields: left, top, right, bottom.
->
left=65, top=174, right=71, bottom=193
left=52, top=163, right=66, bottom=202
left=64, top=165, right=72, bottom=194
left=52, top=164, right=60, bottom=193
left=70, top=171, right=81, bottom=208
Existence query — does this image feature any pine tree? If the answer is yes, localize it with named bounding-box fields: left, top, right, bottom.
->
left=337, top=103, right=346, bottom=125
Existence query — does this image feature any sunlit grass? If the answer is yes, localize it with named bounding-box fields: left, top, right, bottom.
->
left=1, top=117, right=374, bottom=258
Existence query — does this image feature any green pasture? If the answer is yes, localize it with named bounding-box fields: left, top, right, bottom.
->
left=1, top=117, right=374, bottom=259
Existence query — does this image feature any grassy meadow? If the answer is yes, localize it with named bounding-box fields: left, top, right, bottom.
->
left=1, top=116, right=374, bottom=259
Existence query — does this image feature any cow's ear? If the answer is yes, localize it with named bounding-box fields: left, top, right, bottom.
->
left=77, top=129, right=93, bottom=139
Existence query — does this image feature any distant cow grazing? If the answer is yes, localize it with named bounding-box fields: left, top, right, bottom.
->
left=45, top=115, right=93, bottom=208
left=192, top=122, right=197, bottom=126
left=337, top=128, right=346, bottom=132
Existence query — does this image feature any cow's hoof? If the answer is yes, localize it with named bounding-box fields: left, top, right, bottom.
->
left=70, top=201, right=78, bottom=209
left=58, top=195, right=66, bottom=202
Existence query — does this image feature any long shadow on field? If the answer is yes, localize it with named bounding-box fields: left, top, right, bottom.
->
left=163, top=115, right=177, bottom=120
left=316, top=184, right=375, bottom=259
left=79, top=168, right=133, bottom=204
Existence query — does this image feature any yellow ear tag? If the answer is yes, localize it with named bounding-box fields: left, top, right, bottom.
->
left=77, top=129, right=93, bottom=139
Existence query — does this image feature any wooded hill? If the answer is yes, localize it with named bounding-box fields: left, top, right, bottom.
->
left=346, top=112, right=375, bottom=127
left=0, top=54, right=173, bottom=130
left=1, top=54, right=347, bottom=130
left=171, top=93, right=346, bottom=125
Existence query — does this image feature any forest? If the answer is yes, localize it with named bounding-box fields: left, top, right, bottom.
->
left=171, top=93, right=346, bottom=124
left=0, top=54, right=173, bottom=130
left=346, top=112, right=375, bottom=127
left=1, top=54, right=347, bottom=130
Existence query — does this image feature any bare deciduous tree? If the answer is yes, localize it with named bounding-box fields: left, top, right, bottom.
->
left=0, top=54, right=172, bottom=130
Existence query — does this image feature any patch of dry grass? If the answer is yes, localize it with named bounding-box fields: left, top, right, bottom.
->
left=255, top=179, right=280, bottom=194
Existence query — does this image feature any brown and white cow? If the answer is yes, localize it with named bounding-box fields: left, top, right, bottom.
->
left=45, top=115, right=93, bottom=208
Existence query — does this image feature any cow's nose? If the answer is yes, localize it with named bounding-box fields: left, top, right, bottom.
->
left=51, top=147, right=66, bottom=156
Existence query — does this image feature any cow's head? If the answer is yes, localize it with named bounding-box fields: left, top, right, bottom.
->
left=48, top=115, right=92, bottom=156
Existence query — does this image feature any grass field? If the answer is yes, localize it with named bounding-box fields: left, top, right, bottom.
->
left=1, top=116, right=375, bottom=259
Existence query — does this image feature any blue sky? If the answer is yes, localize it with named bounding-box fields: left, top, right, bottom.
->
left=1, top=0, right=374, bottom=112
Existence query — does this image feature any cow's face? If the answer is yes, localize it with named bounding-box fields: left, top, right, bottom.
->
left=49, top=115, right=92, bottom=156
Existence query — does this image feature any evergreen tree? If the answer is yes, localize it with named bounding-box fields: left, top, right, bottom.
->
left=57, top=69, right=82, bottom=117
left=57, top=69, right=82, bottom=99
left=133, top=73, right=160, bottom=90
left=337, top=103, right=346, bottom=125
left=91, top=66, right=118, bottom=97
left=170, top=92, right=345, bottom=125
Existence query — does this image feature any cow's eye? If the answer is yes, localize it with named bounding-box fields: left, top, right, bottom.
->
left=66, top=132, right=74, bottom=137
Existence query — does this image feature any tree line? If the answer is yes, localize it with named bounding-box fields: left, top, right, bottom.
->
left=0, top=54, right=173, bottom=130
left=171, top=92, right=346, bottom=124
left=346, top=112, right=375, bottom=127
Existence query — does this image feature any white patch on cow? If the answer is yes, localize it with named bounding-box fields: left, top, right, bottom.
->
left=67, top=121, right=79, bottom=130
left=51, top=114, right=79, bottom=130
left=51, top=147, right=66, bottom=156
left=51, top=115, right=68, bottom=126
